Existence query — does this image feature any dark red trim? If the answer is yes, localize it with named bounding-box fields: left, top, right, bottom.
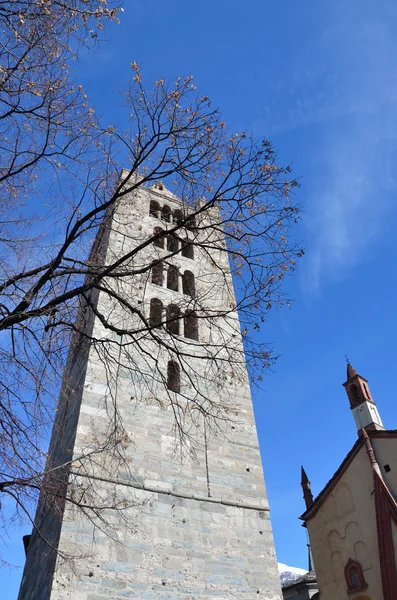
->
left=344, top=557, right=367, bottom=594
left=301, top=430, right=397, bottom=522
left=374, top=471, right=397, bottom=599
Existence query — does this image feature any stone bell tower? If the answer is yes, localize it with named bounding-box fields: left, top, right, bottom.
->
left=18, top=176, right=282, bottom=600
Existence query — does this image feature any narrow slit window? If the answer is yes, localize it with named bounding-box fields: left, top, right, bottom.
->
left=167, top=360, right=180, bottom=393
left=152, top=263, right=163, bottom=286
left=167, top=266, right=179, bottom=291
left=350, top=383, right=360, bottom=403
left=181, top=240, right=194, bottom=259
left=153, top=227, right=165, bottom=249
left=149, top=298, right=163, bottom=328
left=162, top=205, right=171, bottom=222
left=184, top=311, right=198, bottom=340
left=149, top=200, right=160, bottom=218
left=166, top=304, right=180, bottom=335
left=167, top=235, right=179, bottom=253
left=182, top=270, right=195, bottom=297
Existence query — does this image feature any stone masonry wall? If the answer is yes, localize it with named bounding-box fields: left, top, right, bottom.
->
left=18, top=207, right=114, bottom=600
left=18, top=180, right=282, bottom=600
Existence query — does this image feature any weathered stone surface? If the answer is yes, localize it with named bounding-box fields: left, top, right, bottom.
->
left=18, top=182, right=282, bottom=600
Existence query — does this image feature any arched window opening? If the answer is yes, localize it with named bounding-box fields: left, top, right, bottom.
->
left=162, top=205, right=171, bottom=222
left=167, top=234, right=179, bottom=253
left=153, top=227, right=165, bottom=249
left=350, top=383, right=360, bottom=403
left=151, top=263, right=163, bottom=286
left=345, top=558, right=367, bottom=592
left=166, top=305, right=180, bottom=335
left=167, top=265, right=179, bottom=291
left=182, top=270, right=195, bottom=297
left=181, top=240, right=194, bottom=259
left=173, top=209, right=183, bottom=225
left=149, top=200, right=160, bottom=218
left=186, top=215, right=196, bottom=230
left=149, top=298, right=163, bottom=328
left=167, top=360, right=180, bottom=393
left=184, top=311, right=198, bottom=341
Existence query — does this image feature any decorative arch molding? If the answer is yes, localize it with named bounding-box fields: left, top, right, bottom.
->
left=345, top=520, right=363, bottom=542
left=335, top=483, right=355, bottom=517
left=328, top=529, right=342, bottom=552
left=344, top=557, right=367, bottom=593
left=331, top=551, right=344, bottom=582
left=354, top=541, right=371, bottom=570
left=322, top=494, right=337, bottom=524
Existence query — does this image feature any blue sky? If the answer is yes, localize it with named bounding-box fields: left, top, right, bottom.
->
left=5, top=0, right=397, bottom=595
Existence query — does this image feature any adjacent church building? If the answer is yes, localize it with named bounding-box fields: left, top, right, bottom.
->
left=300, top=364, right=397, bottom=600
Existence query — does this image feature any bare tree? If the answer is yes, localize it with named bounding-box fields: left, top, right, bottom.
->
left=0, top=4, right=303, bottom=568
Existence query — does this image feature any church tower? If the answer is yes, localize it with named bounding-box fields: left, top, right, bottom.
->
left=301, top=364, right=397, bottom=600
left=18, top=178, right=282, bottom=600
left=343, top=363, right=384, bottom=433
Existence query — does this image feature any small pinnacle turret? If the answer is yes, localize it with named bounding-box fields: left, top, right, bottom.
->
left=301, top=466, right=314, bottom=510
left=343, top=362, right=384, bottom=434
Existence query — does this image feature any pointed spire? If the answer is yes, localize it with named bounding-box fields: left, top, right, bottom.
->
left=347, top=362, right=358, bottom=380
left=301, top=466, right=314, bottom=509
left=301, top=465, right=309, bottom=485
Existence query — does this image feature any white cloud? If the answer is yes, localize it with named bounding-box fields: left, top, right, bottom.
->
left=302, top=2, right=397, bottom=291
left=251, top=2, right=397, bottom=292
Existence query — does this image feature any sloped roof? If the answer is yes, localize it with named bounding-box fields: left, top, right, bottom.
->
left=282, top=570, right=317, bottom=590
left=347, top=363, right=358, bottom=379
left=300, top=430, right=397, bottom=522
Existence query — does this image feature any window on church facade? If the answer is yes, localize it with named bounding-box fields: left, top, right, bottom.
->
left=182, top=270, right=195, bottom=298
left=149, top=200, right=160, bottom=218
left=173, top=209, right=183, bottom=225
left=167, top=360, right=180, bottom=393
left=344, top=558, right=367, bottom=593
left=167, top=234, right=179, bottom=253
left=151, top=263, right=163, bottom=286
left=162, top=205, right=171, bottom=222
left=166, top=305, right=180, bottom=335
left=184, top=311, right=198, bottom=340
left=149, top=298, right=163, bottom=328
left=181, top=240, right=194, bottom=259
left=185, top=215, right=196, bottom=230
left=167, top=266, right=179, bottom=291
left=153, top=227, right=165, bottom=249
